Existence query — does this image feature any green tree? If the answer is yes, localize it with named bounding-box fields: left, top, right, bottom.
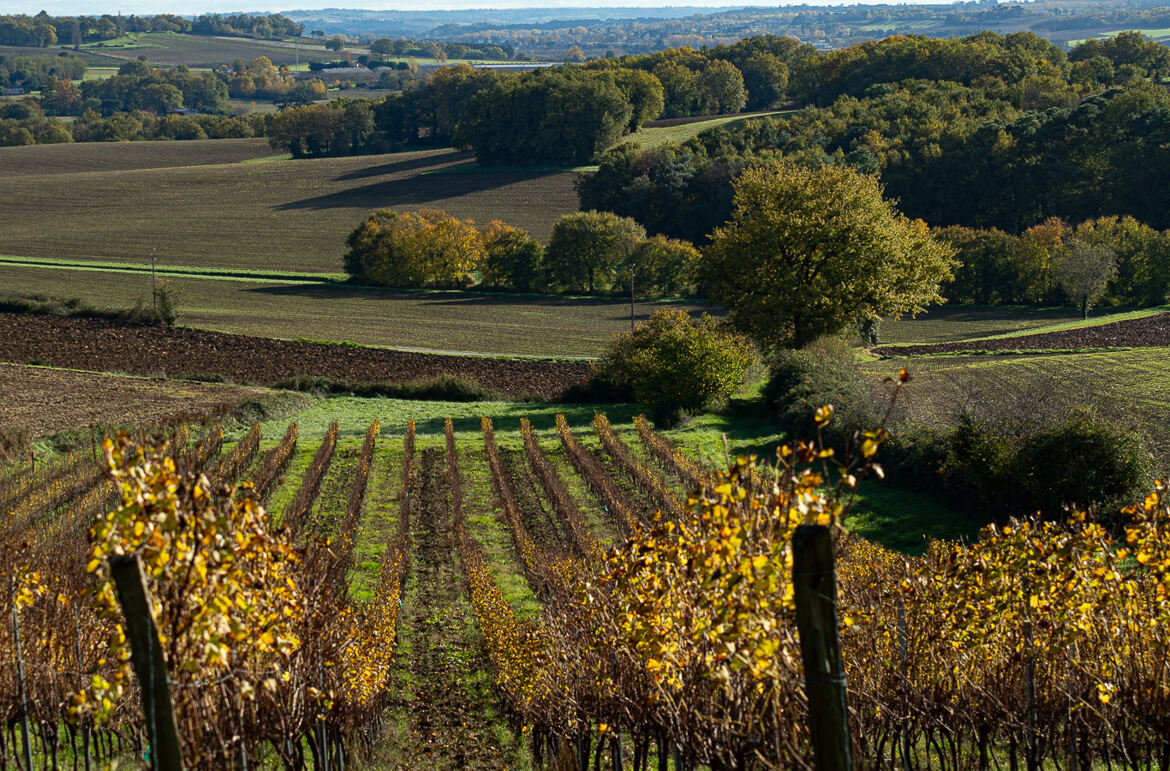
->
left=344, top=208, right=483, bottom=288
left=627, top=235, right=700, bottom=297
left=1055, top=239, right=1117, bottom=319
left=545, top=211, right=645, bottom=293
left=480, top=220, right=544, bottom=291
left=698, top=59, right=747, bottom=114
left=702, top=163, right=956, bottom=350
left=597, top=308, right=755, bottom=423
left=325, top=36, right=344, bottom=51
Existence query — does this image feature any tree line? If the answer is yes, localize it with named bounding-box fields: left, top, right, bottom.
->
left=0, top=52, right=85, bottom=91
left=343, top=208, right=700, bottom=297
left=0, top=12, right=299, bottom=47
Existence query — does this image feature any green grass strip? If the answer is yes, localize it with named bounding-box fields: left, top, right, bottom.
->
left=0, top=255, right=347, bottom=284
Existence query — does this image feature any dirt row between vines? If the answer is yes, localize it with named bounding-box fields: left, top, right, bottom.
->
left=0, top=313, right=593, bottom=400
left=874, top=312, right=1170, bottom=356
left=403, top=447, right=509, bottom=769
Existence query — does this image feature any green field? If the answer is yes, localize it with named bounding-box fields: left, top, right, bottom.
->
left=632, top=110, right=792, bottom=150
left=0, top=141, right=578, bottom=273
left=867, top=347, right=1170, bottom=464
left=0, top=262, right=703, bottom=357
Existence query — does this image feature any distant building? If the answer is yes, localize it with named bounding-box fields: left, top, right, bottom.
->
left=2, top=87, right=27, bottom=96
left=167, top=107, right=198, bottom=116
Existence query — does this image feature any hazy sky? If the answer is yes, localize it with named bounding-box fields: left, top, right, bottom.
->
left=0, top=0, right=939, bottom=18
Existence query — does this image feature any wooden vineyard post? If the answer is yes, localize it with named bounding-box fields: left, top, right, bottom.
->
left=109, top=554, right=184, bottom=771
left=12, top=605, right=34, bottom=770
left=793, top=525, right=852, bottom=771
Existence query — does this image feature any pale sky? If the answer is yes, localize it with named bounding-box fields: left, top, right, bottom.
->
left=0, top=1, right=941, bottom=18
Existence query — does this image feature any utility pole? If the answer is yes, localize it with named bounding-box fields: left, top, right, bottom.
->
left=629, top=264, right=636, bottom=331
left=149, top=247, right=158, bottom=315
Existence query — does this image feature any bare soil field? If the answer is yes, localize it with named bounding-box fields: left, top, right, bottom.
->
left=874, top=312, right=1170, bottom=355
left=0, top=362, right=268, bottom=438
left=0, top=145, right=578, bottom=272
left=0, top=313, right=592, bottom=399
left=0, top=137, right=277, bottom=176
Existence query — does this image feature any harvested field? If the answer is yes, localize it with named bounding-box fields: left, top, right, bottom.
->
left=0, top=263, right=698, bottom=357
left=0, top=146, right=578, bottom=272
left=878, top=305, right=1087, bottom=344
left=0, top=362, right=268, bottom=438
left=0, top=313, right=593, bottom=399
left=78, top=32, right=341, bottom=68
left=0, top=137, right=276, bottom=176
left=874, top=312, right=1170, bottom=355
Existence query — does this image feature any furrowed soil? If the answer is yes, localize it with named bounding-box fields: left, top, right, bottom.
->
left=874, top=312, right=1170, bottom=355
left=401, top=447, right=510, bottom=769
left=0, top=137, right=276, bottom=176
left=0, top=144, right=577, bottom=272
left=0, top=362, right=268, bottom=438
left=501, top=448, right=568, bottom=553
left=0, top=313, right=592, bottom=399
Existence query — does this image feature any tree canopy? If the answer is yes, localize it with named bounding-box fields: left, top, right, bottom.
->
left=702, top=163, right=956, bottom=349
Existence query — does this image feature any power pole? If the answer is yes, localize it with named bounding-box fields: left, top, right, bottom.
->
left=149, top=247, right=158, bottom=315
left=629, top=264, right=636, bottom=331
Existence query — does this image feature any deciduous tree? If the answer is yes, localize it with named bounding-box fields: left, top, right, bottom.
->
left=702, top=162, right=956, bottom=350
left=545, top=211, right=645, bottom=293
left=1055, top=239, right=1117, bottom=319
left=344, top=208, right=483, bottom=288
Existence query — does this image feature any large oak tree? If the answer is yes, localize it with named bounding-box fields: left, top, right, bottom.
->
left=702, top=162, right=956, bottom=350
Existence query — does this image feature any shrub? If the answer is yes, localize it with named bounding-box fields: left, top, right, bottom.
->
left=597, top=308, right=755, bottom=423
left=1016, top=411, right=1151, bottom=519
left=764, top=336, right=880, bottom=443
left=273, top=373, right=499, bottom=402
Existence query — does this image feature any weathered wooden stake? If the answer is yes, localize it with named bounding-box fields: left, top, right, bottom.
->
left=12, top=606, right=34, bottom=770
left=793, top=525, right=852, bottom=771
left=109, top=554, right=184, bottom=770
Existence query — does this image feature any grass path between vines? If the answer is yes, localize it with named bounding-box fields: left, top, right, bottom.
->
left=388, top=446, right=522, bottom=769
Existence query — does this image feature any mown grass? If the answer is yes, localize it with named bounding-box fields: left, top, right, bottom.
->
left=631, top=109, right=792, bottom=150
left=0, top=145, right=577, bottom=272
left=1, top=264, right=701, bottom=357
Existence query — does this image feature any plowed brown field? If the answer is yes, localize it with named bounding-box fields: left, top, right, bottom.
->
left=874, top=313, right=1170, bottom=356
left=0, top=313, right=591, bottom=399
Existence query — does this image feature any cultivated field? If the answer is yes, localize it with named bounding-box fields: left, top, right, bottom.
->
left=0, top=143, right=579, bottom=272
left=0, top=136, right=277, bottom=175
left=0, top=265, right=699, bottom=357
left=878, top=304, right=1170, bottom=346
left=870, top=347, right=1170, bottom=459
left=0, top=43, right=125, bottom=66
left=76, top=32, right=342, bottom=68
left=0, top=313, right=596, bottom=397
left=0, top=362, right=270, bottom=439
